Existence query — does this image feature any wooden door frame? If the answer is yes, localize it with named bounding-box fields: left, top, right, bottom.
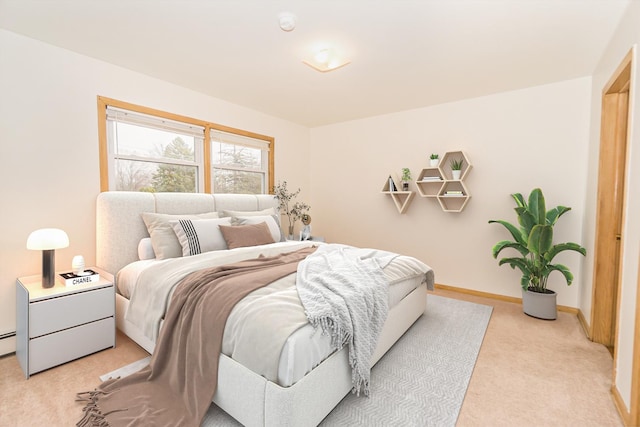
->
left=591, top=48, right=639, bottom=426
left=591, top=49, right=631, bottom=346
left=631, top=254, right=640, bottom=426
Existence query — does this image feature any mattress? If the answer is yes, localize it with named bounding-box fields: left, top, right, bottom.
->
left=116, top=242, right=428, bottom=387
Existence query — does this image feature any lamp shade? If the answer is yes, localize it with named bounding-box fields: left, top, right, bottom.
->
left=27, top=228, right=69, bottom=250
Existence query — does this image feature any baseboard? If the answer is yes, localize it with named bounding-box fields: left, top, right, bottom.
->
left=434, top=283, right=520, bottom=304
left=611, top=384, right=633, bottom=426
left=577, top=309, right=592, bottom=340
left=0, top=332, right=16, bottom=356
left=433, top=283, right=579, bottom=314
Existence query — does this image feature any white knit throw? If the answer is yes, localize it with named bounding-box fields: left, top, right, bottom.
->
left=296, top=244, right=394, bottom=396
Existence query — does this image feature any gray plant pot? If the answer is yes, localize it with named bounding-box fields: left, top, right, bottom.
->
left=522, top=288, right=557, bottom=320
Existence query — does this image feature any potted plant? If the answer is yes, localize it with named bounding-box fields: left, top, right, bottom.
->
left=273, top=181, right=311, bottom=240
left=401, top=168, right=411, bottom=191
left=429, top=153, right=439, bottom=167
left=488, top=188, right=586, bottom=319
left=450, top=158, right=463, bottom=180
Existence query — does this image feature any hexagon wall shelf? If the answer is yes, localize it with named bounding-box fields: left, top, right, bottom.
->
left=415, top=150, right=472, bottom=212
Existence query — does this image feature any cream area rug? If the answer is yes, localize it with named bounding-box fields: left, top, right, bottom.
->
left=102, top=295, right=492, bottom=426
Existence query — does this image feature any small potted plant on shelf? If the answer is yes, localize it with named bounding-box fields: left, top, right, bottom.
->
left=401, top=168, right=411, bottom=191
left=429, top=153, right=439, bottom=167
left=450, top=158, right=463, bottom=180
left=488, top=188, right=586, bottom=320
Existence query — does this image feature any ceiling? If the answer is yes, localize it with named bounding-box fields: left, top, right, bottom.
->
left=0, top=0, right=631, bottom=127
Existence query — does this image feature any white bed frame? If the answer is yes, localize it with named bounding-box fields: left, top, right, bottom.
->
left=96, top=191, right=428, bottom=426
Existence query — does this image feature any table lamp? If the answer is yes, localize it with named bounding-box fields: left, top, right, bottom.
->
left=26, top=228, right=69, bottom=288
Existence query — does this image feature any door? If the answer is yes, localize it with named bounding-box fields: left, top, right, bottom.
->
left=590, top=51, right=631, bottom=352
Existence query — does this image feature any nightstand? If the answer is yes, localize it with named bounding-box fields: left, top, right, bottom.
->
left=16, top=267, right=115, bottom=378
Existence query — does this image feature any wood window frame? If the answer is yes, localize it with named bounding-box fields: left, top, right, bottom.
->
left=97, top=96, right=275, bottom=194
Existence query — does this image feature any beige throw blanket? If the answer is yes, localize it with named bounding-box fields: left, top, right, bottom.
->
left=77, top=247, right=316, bottom=427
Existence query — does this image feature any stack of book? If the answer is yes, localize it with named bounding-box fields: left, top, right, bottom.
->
left=443, top=190, right=464, bottom=197
left=421, top=176, right=442, bottom=181
left=57, top=269, right=100, bottom=286
left=387, top=176, right=397, bottom=191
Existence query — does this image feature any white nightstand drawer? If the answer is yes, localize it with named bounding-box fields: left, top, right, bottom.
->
left=29, top=286, right=114, bottom=338
left=29, top=317, right=115, bottom=374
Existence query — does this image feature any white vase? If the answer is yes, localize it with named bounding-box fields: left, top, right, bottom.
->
left=430, top=159, right=439, bottom=167
left=72, top=255, right=85, bottom=275
left=452, top=170, right=462, bottom=180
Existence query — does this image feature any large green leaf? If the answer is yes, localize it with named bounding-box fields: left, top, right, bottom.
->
left=511, top=193, right=526, bottom=208
left=520, top=275, right=531, bottom=290
left=528, top=224, right=553, bottom=256
left=498, top=257, right=532, bottom=276
left=546, top=264, right=574, bottom=286
left=546, top=205, right=571, bottom=225
left=492, top=240, right=529, bottom=258
left=488, top=220, right=527, bottom=246
left=515, top=207, right=536, bottom=237
left=544, top=242, right=587, bottom=263
left=528, top=188, right=546, bottom=225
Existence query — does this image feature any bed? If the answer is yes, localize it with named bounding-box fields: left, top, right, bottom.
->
left=96, top=191, right=434, bottom=426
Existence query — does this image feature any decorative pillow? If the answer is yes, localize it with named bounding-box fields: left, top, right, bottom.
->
left=218, top=222, right=276, bottom=250
left=169, top=217, right=232, bottom=256
left=137, top=238, right=156, bottom=260
left=221, top=207, right=276, bottom=218
left=232, top=215, right=283, bottom=243
left=140, top=211, right=219, bottom=260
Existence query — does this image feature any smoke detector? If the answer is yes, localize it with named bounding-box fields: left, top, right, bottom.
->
left=279, top=12, right=296, bottom=32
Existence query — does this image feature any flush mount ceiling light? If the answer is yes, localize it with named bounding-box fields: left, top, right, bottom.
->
left=278, top=12, right=296, bottom=32
left=303, top=48, right=351, bottom=73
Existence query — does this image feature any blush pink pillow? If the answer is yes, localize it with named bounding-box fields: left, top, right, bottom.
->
left=218, top=221, right=276, bottom=249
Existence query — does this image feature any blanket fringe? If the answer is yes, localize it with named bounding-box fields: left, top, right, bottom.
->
left=309, top=315, right=371, bottom=396
left=76, top=389, right=128, bottom=427
left=76, top=390, right=109, bottom=427
left=308, top=315, right=351, bottom=350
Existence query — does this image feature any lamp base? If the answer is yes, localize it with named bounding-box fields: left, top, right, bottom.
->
left=42, top=249, right=55, bottom=288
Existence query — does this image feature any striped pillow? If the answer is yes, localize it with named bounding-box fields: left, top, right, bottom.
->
left=169, top=217, right=232, bottom=256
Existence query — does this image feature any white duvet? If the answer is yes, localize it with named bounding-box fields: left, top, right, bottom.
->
left=117, top=241, right=433, bottom=386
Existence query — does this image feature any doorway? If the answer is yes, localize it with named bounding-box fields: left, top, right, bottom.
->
left=590, top=50, right=631, bottom=353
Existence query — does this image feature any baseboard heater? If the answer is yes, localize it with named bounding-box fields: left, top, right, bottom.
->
left=0, top=331, right=17, bottom=356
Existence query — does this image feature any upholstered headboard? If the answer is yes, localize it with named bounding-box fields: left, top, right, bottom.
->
left=96, top=191, right=278, bottom=275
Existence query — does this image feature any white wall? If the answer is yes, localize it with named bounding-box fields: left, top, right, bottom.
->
left=0, top=29, right=311, bottom=351
left=580, top=1, right=640, bottom=413
left=309, top=77, right=592, bottom=308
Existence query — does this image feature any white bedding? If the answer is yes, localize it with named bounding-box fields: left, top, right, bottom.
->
left=116, top=241, right=432, bottom=387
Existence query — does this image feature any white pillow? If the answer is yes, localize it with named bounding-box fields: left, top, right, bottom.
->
left=221, top=207, right=276, bottom=218
left=233, top=215, right=283, bottom=243
left=141, top=211, right=219, bottom=260
left=137, top=238, right=156, bottom=260
left=169, top=217, right=232, bottom=256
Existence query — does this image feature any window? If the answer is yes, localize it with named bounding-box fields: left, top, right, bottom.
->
left=211, top=130, right=270, bottom=194
left=98, top=97, right=274, bottom=194
left=106, top=107, right=204, bottom=192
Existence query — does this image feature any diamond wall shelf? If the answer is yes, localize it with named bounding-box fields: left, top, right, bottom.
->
left=381, top=175, right=415, bottom=214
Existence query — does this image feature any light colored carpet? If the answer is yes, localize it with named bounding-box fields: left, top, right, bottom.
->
left=104, top=295, right=492, bottom=426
